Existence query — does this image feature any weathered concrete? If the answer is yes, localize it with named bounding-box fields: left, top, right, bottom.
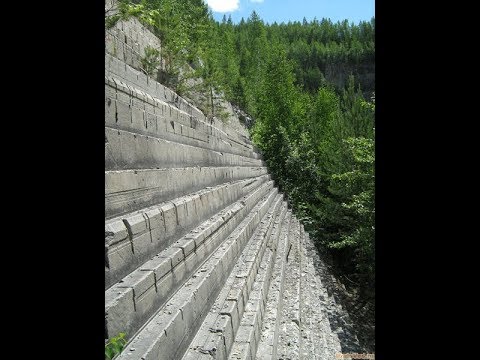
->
left=105, top=58, right=259, bottom=159
left=105, top=1, right=162, bottom=75
left=105, top=183, right=275, bottom=340
left=115, top=189, right=278, bottom=359
left=255, top=210, right=292, bottom=359
left=184, top=196, right=285, bottom=359
left=104, top=8, right=364, bottom=359
left=277, top=217, right=302, bottom=359
left=105, top=127, right=263, bottom=171
left=105, top=166, right=268, bottom=218
left=105, top=175, right=270, bottom=289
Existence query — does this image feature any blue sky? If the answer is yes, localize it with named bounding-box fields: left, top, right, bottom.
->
left=205, top=0, right=375, bottom=25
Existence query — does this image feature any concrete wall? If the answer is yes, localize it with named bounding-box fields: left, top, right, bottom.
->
left=105, top=0, right=162, bottom=73
left=104, top=5, right=358, bottom=358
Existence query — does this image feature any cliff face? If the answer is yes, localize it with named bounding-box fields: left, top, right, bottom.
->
left=325, top=60, right=375, bottom=97
left=104, top=4, right=365, bottom=359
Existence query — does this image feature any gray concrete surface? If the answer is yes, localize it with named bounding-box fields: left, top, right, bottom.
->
left=105, top=183, right=274, bottom=340
left=105, top=176, right=270, bottom=289
left=104, top=9, right=365, bottom=359
left=105, top=166, right=268, bottom=218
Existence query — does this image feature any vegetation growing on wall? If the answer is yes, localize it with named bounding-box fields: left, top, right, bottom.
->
left=105, top=332, right=127, bottom=359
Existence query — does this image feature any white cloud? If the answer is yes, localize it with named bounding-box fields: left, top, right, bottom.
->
left=250, top=0, right=264, bottom=3
left=206, top=0, right=240, bottom=12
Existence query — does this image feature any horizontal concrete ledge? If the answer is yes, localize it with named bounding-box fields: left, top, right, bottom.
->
left=105, top=166, right=269, bottom=219
left=105, top=93, right=259, bottom=161
left=113, top=189, right=279, bottom=360
left=105, top=183, right=275, bottom=342
left=105, top=54, right=251, bottom=147
left=106, top=54, right=206, bottom=122
left=299, top=225, right=316, bottom=359
left=105, top=127, right=264, bottom=171
left=255, top=210, right=293, bottom=360
left=105, top=175, right=271, bottom=289
left=105, top=73, right=258, bottom=159
left=185, top=198, right=286, bottom=359
left=276, top=217, right=302, bottom=360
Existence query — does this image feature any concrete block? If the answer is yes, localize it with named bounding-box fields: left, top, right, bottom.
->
left=105, top=287, right=135, bottom=339
left=221, top=300, right=240, bottom=337
left=161, top=246, right=184, bottom=268
left=131, top=106, right=144, bottom=130
left=115, top=88, right=131, bottom=104
left=228, top=286, right=245, bottom=308
left=143, top=207, right=165, bottom=245
left=145, top=94, right=155, bottom=107
left=105, top=220, right=129, bottom=246
left=144, top=112, right=156, bottom=133
left=194, top=241, right=206, bottom=261
left=132, top=87, right=144, bottom=102
left=125, top=45, right=133, bottom=66
left=118, top=270, right=155, bottom=299
left=235, top=324, right=255, bottom=345
left=245, top=298, right=264, bottom=322
left=124, top=213, right=148, bottom=235
left=131, top=96, right=144, bottom=109
left=132, top=232, right=152, bottom=260
left=155, top=114, right=167, bottom=134
left=114, top=77, right=128, bottom=94
left=105, top=97, right=116, bottom=126
left=172, top=198, right=188, bottom=229
left=179, top=295, right=195, bottom=334
left=106, top=240, right=133, bottom=277
left=115, top=100, right=131, bottom=127
left=161, top=202, right=177, bottom=239
left=134, top=284, right=157, bottom=319
left=218, top=314, right=234, bottom=355
left=116, top=37, right=125, bottom=60
left=105, top=82, right=116, bottom=99
left=141, top=254, right=171, bottom=279
left=155, top=270, right=174, bottom=300
left=175, top=238, right=196, bottom=258
left=193, top=275, right=211, bottom=312
left=229, top=342, right=252, bottom=360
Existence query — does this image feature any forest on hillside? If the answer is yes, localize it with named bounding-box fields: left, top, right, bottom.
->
left=106, top=0, right=375, bottom=345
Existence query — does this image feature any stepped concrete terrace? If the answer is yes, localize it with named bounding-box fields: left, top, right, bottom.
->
left=105, top=6, right=364, bottom=359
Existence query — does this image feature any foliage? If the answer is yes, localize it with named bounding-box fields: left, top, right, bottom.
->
left=105, top=332, right=127, bottom=359
left=140, top=46, right=161, bottom=76
left=105, top=0, right=152, bottom=30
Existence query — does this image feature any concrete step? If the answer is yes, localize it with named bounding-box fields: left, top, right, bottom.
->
left=105, top=126, right=263, bottom=171
left=227, top=209, right=292, bottom=360
left=105, top=176, right=271, bottom=290
left=302, top=232, right=344, bottom=359
left=298, top=225, right=318, bottom=360
left=105, top=182, right=275, bottom=341
left=104, top=28, right=366, bottom=359
left=182, top=197, right=287, bottom=359
left=254, top=210, right=293, bottom=360
left=276, top=217, right=302, bottom=360
left=105, top=54, right=204, bottom=122
left=105, top=15, right=162, bottom=81
left=105, top=54, right=252, bottom=150
left=105, top=71, right=259, bottom=161
left=114, top=188, right=279, bottom=360
left=105, top=166, right=268, bottom=219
